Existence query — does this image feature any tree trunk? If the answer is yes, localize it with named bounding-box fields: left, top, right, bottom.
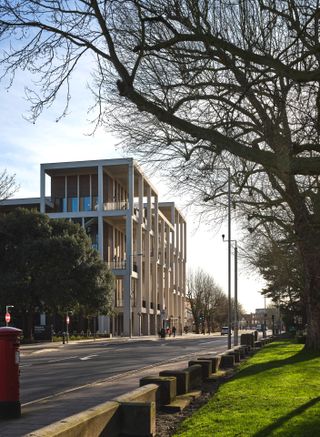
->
left=305, top=300, right=320, bottom=351
left=296, top=227, right=320, bottom=351
left=22, top=310, right=34, bottom=342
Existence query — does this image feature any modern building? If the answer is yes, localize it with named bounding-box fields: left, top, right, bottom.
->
left=1, top=158, right=187, bottom=336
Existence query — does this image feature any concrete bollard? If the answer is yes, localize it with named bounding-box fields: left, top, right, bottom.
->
left=189, top=360, right=212, bottom=379
left=113, top=384, right=158, bottom=437
left=159, top=370, right=189, bottom=395
left=197, top=356, right=221, bottom=373
left=219, top=353, right=235, bottom=369
left=184, top=364, right=203, bottom=389
left=234, top=346, right=246, bottom=359
left=26, top=385, right=159, bottom=437
left=119, top=401, right=156, bottom=437
left=227, top=349, right=241, bottom=363
left=139, top=376, right=177, bottom=407
left=241, top=333, right=255, bottom=348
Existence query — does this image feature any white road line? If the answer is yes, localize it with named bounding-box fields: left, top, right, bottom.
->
left=80, top=354, right=98, bottom=361
left=48, top=356, right=78, bottom=363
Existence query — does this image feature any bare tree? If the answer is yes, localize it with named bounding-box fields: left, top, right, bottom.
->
left=244, top=220, right=305, bottom=325
left=187, top=269, right=229, bottom=333
left=0, top=170, right=18, bottom=201
left=2, top=1, right=320, bottom=349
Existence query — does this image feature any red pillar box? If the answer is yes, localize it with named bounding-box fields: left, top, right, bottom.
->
left=0, top=327, right=22, bottom=419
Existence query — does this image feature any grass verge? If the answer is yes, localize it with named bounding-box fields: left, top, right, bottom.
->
left=173, top=339, right=320, bottom=437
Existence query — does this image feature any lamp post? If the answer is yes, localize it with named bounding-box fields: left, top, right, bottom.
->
left=227, top=169, right=232, bottom=350
left=222, top=236, right=238, bottom=347
left=216, top=167, right=232, bottom=350
left=234, top=242, right=238, bottom=346
left=65, top=311, right=72, bottom=343
left=137, top=312, right=142, bottom=336
left=207, top=166, right=232, bottom=349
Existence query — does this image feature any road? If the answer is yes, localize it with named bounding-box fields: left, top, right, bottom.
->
left=1, top=334, right=234, bottom=436
left=20, top=335, right=229, bottom=405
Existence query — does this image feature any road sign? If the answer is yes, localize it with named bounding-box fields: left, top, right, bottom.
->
left=5, top=313, right=11, bottom=324
left=66, top=315, right=70, bottom=325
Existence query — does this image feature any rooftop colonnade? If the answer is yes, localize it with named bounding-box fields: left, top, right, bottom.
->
left=38, top=158, right=186, bottom=337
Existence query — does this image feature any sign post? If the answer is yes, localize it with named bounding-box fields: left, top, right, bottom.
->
left=5, top=313, right=10, bottom=326
left=5, top=306, right=14, bottom=327
left=66, top=314, right=70, bottom=343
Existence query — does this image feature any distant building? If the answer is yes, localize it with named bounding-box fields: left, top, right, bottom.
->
left=1, top=158, right=187, bottom=336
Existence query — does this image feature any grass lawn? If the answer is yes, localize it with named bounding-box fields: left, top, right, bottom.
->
left=174, top=339, right=320, bottom=437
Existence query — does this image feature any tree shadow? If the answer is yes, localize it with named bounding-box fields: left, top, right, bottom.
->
left=236, top=343, right=318, bottom=380
left=252, top=396, right=320, bottom=437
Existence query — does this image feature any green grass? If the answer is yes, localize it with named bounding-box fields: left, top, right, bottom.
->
left=174, top=340, right=320, bottom=437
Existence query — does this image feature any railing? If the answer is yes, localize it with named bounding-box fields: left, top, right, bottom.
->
left=53, top=197, right=98, bottom=212
left=107, top=261, right=126, bottom=270
left=106, top=261, right=141, bottom=272
left=103, top=201, right=128, bottom=211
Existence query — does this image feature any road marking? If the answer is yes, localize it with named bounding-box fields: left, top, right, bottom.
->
left=80, top=354, right=98, bottom=361
left=48, top=356, right=78, bottom=363
left=33, top=348, right=58, bottom=354
left=21, top=350, right=206, bottom=407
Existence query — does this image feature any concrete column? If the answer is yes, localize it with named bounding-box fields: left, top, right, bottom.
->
left=144, top=185, right=152, bottom=335
left=123, top=162, right=134, bottom=336
left=97, top=216, right=104, bottom=261
left=164, top=224, right=170, bottom=323
left=153, top=195, right=159, bottom=333
left=98, top=165, right=103, bottom=212
left=175, top=212, right=180, bottom=296
left=135, top=175, right=144, bottom=335
left=40, top=164, right=46, bottom=213
left=159, top=219, right=165, bottom=309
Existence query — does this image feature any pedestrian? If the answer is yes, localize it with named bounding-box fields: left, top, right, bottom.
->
left=172, top=326, right=176, bottom=337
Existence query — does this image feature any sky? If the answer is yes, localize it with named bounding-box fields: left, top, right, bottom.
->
left=0, top=69, right=266, bottom=313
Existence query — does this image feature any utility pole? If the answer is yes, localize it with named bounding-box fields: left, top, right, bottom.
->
left=234, top=242, right=238, bottom=346
left=227, top=168, right=232, bottom=350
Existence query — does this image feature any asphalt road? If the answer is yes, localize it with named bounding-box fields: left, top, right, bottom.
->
left=0, top=335, right=235, bottom=436
left=20, top=335, right=229, bottom=405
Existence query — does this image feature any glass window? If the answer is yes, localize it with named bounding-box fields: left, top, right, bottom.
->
left=92, top=196, right=98, bottom=210
left=71, top=197, right=78, bottom=212
left=67, top=197, right=78, bottom=212
left=83, top=196, right=91, bottom=211
left=61, top=198, right=67, bottom=212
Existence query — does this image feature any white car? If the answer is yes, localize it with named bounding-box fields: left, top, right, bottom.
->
left=221, top=326, right=230, bottom=335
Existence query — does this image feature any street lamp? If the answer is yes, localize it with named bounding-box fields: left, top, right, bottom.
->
left=137, top=312, right=142, bottom=336
left=227, top=168, right=232, bottom=350
left=222, top=236, right=238, bottom=347
left=65, top=311, right=73, bottom=343
left=204, top=166, right=232, bottom=349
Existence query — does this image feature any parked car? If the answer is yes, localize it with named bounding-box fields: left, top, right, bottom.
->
left=220, top=326, right=230, bottom=335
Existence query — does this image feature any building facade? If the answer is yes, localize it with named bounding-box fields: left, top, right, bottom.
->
left=2, top=158, right=187, bottom=336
